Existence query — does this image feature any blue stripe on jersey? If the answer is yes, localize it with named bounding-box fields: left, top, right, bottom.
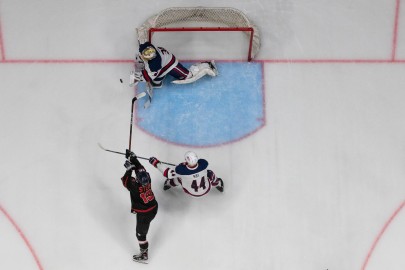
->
left=175, top=159, right=208, bottom=175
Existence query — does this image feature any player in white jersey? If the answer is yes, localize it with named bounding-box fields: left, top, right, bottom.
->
left=149, top=151, right=224, bottom=197
left=129, top=42, right=218, bottom=88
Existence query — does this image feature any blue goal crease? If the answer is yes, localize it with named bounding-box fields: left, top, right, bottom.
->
left=135, top=62, right=264, bottom=147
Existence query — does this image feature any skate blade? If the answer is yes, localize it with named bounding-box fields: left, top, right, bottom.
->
left=133, top=259, right=148, bottom=264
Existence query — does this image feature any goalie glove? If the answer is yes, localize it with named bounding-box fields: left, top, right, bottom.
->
left=129, top=70, right=144, bottom=87
left=135, top=54, right=144, bottom=66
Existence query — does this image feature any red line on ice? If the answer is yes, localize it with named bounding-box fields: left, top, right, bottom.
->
left=0, top=205, right=44, bottom=270
left=261, top=59, right=405, bottom=64
left=2, top=59, right=133, bottom=64
left=0, top=13, right=5, bottom=61
left=361, top=200, right=405, bottom=270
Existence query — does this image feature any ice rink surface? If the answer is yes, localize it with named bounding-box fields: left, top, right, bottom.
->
left=0, top=0, right=404, bottom=269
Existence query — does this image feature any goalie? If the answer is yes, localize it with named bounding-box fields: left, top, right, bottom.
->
left=129, top=42, right=218, bottom=88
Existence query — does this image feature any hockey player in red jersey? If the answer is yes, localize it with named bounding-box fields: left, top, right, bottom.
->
left=149, top=151, right=224, bottom=197
left=129, top=42, right=218, bottom=88
left=121, top=150, right=158, bottom=264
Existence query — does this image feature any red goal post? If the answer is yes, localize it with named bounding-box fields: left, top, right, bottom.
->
left=136, top=7, right=261, bottom=61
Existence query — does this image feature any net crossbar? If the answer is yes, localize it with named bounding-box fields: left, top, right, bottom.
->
left=137, top=7, right=260, bottom=61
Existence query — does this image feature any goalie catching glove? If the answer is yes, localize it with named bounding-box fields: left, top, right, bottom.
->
left=129, top=54, right=145, bottom=87
left=129, top=70, right=144, bottom=87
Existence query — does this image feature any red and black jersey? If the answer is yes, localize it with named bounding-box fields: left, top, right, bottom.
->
left=121, top=158, right=157, bottom=214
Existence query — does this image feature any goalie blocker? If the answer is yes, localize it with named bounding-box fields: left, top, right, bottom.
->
left=129, top=42, right=218, bottom=88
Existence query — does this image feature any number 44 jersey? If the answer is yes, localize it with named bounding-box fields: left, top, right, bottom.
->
left=175, top=159, right=211, bottom=197
left=157, top=159, right=220, bottom=197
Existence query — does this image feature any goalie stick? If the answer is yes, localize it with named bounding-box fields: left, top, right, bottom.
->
left=97, top=143, right=176, bottom=166
left=121, top=77, right=152, bottom=109
left=144, top=81, right=153, bottom=109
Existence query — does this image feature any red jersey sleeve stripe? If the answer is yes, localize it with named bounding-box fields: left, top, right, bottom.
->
left=163, top=168, right=170, bottom=178
left=156, top=55, right=176, bottom=78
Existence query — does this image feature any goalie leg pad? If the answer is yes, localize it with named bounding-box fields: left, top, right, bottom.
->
left=171, top=61, right=218, bottom=84
left=167, top=63, right=190, bottom=80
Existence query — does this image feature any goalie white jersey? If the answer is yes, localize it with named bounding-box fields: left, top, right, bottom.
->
left=132, top=42, right=218, bottom=89
left=141, top=47, right=181, bottom=82
left=157, top=159, right=212, bottom=197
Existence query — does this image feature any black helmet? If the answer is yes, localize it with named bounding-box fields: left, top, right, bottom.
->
left=136, top=171, right=150, bottom=186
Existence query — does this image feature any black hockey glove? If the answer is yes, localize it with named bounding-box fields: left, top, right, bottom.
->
left=125, top=149, right=137, bottom=159
left=149, top=157, right=160, bottom=168
left=124, top=160, right=135, bottom=171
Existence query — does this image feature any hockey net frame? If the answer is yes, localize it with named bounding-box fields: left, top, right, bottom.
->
left=136, top=7, right=260, bottom=61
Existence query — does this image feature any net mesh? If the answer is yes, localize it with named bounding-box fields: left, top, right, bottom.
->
left=137, top=7, right=260, bottom=60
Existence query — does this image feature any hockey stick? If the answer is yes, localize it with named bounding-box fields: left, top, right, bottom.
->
left=128, top=92, right=146, bottom=152
left=97, top=143, right=176, bottom=166
left=122, top=76, right=151, bottom=109
left=128, top=96, right=136, bottom=151
left=144, top=81, right=153, bottom=109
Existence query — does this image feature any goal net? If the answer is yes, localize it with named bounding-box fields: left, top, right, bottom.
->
left=136, top=7, right=260, bottom=61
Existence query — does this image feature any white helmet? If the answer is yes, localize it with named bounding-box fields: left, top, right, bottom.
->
left=184, top=151, right=198, bottom=167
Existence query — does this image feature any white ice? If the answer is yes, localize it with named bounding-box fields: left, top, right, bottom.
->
left=0, top=1, right=404, bottom=270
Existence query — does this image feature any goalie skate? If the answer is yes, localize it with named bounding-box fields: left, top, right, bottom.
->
left=205, top=60, right=219, bottom=76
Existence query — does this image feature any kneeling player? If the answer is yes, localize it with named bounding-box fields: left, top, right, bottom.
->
left=149, top=151, right=224, bottom=197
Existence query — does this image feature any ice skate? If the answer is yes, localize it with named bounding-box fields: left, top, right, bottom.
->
left=133, top=248, right=148, bottom=264
left=204, top=60, right=219, bottom=76
left=216, top=178, right=224, bottom=192
left=163, top=179, right=172, bottom=191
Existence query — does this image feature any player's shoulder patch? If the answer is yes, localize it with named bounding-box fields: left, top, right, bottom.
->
left=175, top=159, right=209, bottom=175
